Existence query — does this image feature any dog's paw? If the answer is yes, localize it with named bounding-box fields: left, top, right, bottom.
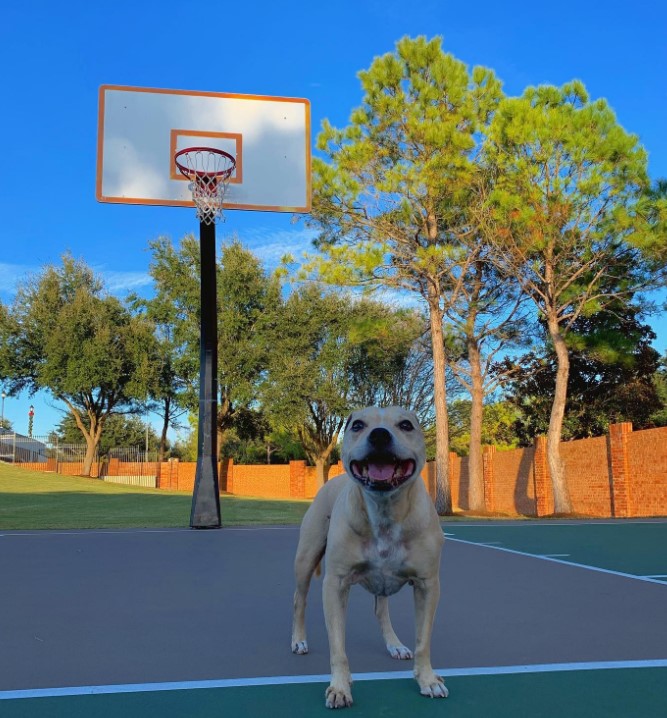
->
left=291, top=639, right=309, bottom=655
left=325, top=683, right=353, bottom=709
left=387, top=642, right=413, bottom=660
left=417, top=673, right=448, bottom=699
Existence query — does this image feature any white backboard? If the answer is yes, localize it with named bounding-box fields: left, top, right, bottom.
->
left=96, top=85, right=311, bottom=213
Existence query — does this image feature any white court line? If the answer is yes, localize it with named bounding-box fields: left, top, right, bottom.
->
left=448, top=538, right=667, bottom=586
left=2, top=660, right=666, bottom=701
left=541, top=554, right=571, bottom=558
left=444, top=519, right=667, bottom=528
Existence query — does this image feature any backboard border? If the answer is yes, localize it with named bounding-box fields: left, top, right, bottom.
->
left=96, top=84, right=312, bottom=213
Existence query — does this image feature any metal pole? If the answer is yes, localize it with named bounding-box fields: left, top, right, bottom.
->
left=190, top=219, right=221, bottom=528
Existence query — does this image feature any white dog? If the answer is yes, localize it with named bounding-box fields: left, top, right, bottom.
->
left=291, top=406, right=447, bottom=708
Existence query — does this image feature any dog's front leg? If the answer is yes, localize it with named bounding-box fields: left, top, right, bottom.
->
left=322, top=573, right=353, bottom=708
left=412, top=577, right=448, bottom=698
left=374, top=596, right=413, bottom=659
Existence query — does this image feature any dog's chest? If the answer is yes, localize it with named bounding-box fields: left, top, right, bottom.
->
left=356, top=525, right=410, bottom=596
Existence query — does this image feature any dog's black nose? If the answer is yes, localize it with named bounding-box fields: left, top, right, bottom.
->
left=368, top=427, right=392, bottom=449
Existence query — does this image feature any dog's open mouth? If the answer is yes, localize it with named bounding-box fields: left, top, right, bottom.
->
left=350, top=456, right=416, bottom=491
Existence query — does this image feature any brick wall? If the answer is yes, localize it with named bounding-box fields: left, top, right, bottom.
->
left=627, top=427, right=667, bottom=516
left=561, top=435, right=611, bottom=516
left=490, top=446, right=536, bottom=515
left=10, top=423, right=667, bottom=517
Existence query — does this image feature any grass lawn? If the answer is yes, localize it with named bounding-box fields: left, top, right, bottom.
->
left=0, top=463, right=311, bottom=530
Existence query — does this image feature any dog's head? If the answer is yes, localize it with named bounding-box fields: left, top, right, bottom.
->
left=342, top=406, right=425, bottom=493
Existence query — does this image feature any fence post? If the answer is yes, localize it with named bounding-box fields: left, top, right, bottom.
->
left=224, top=458, right=234, bottom=494
left=608, top=422, right=633, bottom=518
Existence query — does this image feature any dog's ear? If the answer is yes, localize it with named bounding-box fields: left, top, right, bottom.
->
left=344, top=413, right=354, bottom=432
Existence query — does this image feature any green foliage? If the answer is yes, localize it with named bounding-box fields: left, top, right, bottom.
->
left=53, top=413, right=161, bottom=456
left=310, top=35, right=504, bottom=296
left=505, top=308, right=665, bottom=442
left=484, top=81, right=662, bottom=327
left=262, top=284, right=426, bottom=477
left=144, top=236, right=280, bottom=436
left=0, top=255, right=159, bottom=456
left=448, top=399, right=522, bottom=455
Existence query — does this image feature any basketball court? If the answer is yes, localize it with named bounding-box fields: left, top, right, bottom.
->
left=1, top=521, right=666, bottom=716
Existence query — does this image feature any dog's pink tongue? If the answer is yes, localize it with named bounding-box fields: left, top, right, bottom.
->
left=368, top=464, right=394, bottom=482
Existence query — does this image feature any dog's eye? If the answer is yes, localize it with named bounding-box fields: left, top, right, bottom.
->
left=398, top=420, right=414, bottom=432
left=350, top=420, right=365, bottom=432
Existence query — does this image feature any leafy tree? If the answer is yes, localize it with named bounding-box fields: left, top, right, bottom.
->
left=128, top=290, right=189, bottom=462
left=480, top=81, right=665, bottom=513
left=650, top=353, right=667, bottom=427
left=448, top=399, right=521, bottom=455
left=0, top=256, right=158, bottom=475
left=262, top=285, right=424, bottom=487
left=145, top=236, right=280, bottom=452
left=505, top=306, right=664, bottom=441
left=443, top=254, right=533, bottom=509
left=54, top=413, right=161, bottom=457
left=307, top=35, right=503, bottom=513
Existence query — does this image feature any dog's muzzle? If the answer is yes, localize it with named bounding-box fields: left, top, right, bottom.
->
left=349, top=451, right=417, bottom=492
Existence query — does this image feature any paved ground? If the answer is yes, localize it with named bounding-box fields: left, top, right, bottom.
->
left=1, top=520, right=666, bottom=715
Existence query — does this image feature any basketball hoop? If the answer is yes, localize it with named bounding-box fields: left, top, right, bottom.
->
left=174, top=147, right=236, bottom=225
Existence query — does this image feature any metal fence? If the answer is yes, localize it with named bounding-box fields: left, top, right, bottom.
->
left=99, top=447, right=160, bottom=488
left=0, top=431, right=95, bottom=473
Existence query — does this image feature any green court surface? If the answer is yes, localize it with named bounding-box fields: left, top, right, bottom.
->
left=3, top=667, right=667, bottom=717
left=443, top=521, right=667, bottom=581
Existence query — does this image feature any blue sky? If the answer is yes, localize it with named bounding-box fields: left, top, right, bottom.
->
left=1, top=0, right=665, bottom=437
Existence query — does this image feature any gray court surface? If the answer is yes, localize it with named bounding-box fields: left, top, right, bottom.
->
left=1, top=522, right=666, bottom=695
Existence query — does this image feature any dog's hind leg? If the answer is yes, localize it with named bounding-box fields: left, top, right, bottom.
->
left=374, top=596, right=413, bottom=659
left=291, top=503, right=329, bottom=655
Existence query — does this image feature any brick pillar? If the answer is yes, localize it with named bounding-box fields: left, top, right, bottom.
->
left=449, top=451, right=459, bottom=510
left=218, top=458, right=232, bottom=493
left=223, top=458, right=234, bottom=495
left=609, top=422, right=632, bottom=517
left=482, top=445, right=496, bottom=513
left=290, top=460, right=306, bottom=499
left=169, top=458, right=179, bottom=490
left=109, top=457, right=120, bottom=476
left=533, top=436, right=551, bottom=517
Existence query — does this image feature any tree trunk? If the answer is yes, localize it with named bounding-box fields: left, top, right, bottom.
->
left=315, top=457, right=330, bottom=488
left=547, top=317, right=573, bottom=514
left=428, top=300, right=452, bottom=515
left=64, top=401, right=102, bottom=478
left=467, top=340, right=485, bottom=511
left=82, top=437, right=97, bottom=477
left=158, top=397, right=170, bottom=463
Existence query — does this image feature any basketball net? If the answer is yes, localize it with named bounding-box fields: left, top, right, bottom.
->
left=175, top=148, right=236, bottom=225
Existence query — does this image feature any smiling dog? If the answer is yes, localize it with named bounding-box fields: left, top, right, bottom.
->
left=291, top=406, right=447, bottom=708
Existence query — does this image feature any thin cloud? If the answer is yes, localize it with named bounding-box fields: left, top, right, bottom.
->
left=220, top=225, right=319, bottom=270
left=0, top=262, right=152, bottom=299
left=103, top=270, right=153, bottom=293
left=0, top=262, right=34, bottom=294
